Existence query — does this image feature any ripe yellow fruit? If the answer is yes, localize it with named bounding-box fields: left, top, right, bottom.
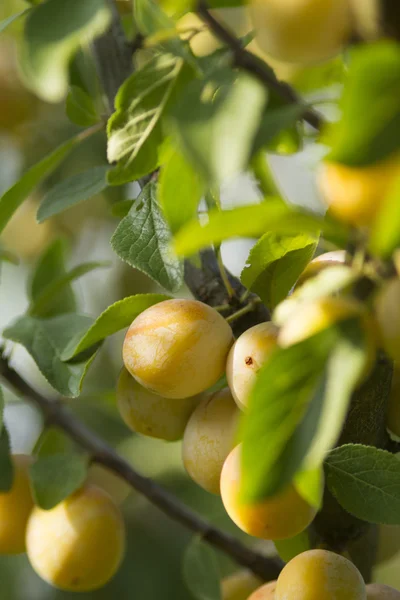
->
left=319, top=156, right=400, bottom=227
left=377, top=525, right=400, bottom=565
left=375, top=279, right=400, bottom=363
left=295, top=251, right=347, bottom=289
left=248, top=580, right=277, bottom=600
left=366, top=584, right=400, bottom=599
left=26, top=484, right=125, bottom=592
left=278, top=296, right=376, bottom=382
left=86, top=464, right=131, bottom=506
left=0, top=454, right=34, bottom=554
left=123, top=299, right=233, bottom=399
left=182, top=388, right=240, bottom=494
left=226, top=322, right=278, bottom=411
left=220, top=445, right=316, bottom=540
left=117, top=367, right=200, bottom=441
left=221, top=570, right=262, bottom=600
left=275, top=549, right=366, bottom=600
left=249, top=0, right=351, bottom=64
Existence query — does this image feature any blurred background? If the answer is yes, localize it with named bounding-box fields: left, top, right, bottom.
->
left=0, top=0, right=397, bottom=598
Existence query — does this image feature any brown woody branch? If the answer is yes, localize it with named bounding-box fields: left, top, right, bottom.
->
left=0, top=355, right=283, bottom=581
left=196, top=0, right=323, bottom=131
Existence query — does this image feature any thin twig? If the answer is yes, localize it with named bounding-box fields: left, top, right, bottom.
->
left=0, top=356, right=283, bottom=581
left=196, top=0, right=323, bottom=131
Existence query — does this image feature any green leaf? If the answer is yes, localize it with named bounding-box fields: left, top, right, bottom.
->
left=20, top=0, right=111, bottom=102
left=0, top=387, right=4, bottom=435
left=173, top=203, right=332, bottom=257
left=240, top=330, right=334, bottom=501
left=30, top=453, right=88, bottom=510
left=107, top=54, right=183, bottom=185
left=111, top=199, right=134, bottom=218
left=29, top=261, right=110, bottom=318
left=34, top=427, right=75, bottom=458
left=0, top=135, right=80, bottom=235
left=325, top=444, right=400, bottom=525
left=294, top=467, right=324, bottom=509
left=369, top=174, right=400, bottom=258
left=111, top=182, right=183, bottom=292
left=168, top=70, right=267, bottom=185
left=274, top=530, right=311, bottom=563
left=183, top=537, right=221, bottom=600
left=159, top=145, right=204, bottom=234
left=0, top=427, right=13, bottom=492
left=254, top=104, right=304, bottom=155
left=327, top=42, right=400, bottom=166
left=66, top=85, right=100, bottom=127
left=61, top=293, right=171, bottom=360
left=0, top=9, right=30, bottom=33
left=3, top=314, right=97, bottom=397
left=37, top=165, right=109, bottom=223
left=241, top=233, right=317, bottom=309
left=29, top=239, right=76, bottom=318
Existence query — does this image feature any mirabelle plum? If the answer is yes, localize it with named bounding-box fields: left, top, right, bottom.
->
left=226, top=322, right=278, bottom=410
left=377, top=525, right=400, bottom=565
left=221, top=570, right=262, bottom=600
left=26, top=484, right=125, bottom=591
left=86, top=464, right=131, bottom=506
left=375, top=279, right=400, bottom=363
left=275, top=549, right=366, bottom=600
left=182, top=388, right=240, bottom=494
left=123, top=299, right=233, bottom=399
left=366, top=584, right=400, bottom=599
left=319, top=156, right=400, bottom=227
left=278, top=296, right=376, bottom=382
left=249, top=0, right=351, bottom=64
left=220, top=445, right=316, bottom=540
left=295, top=251, right=347, bottom=289
left=117, top=367, right=200, bottom=441
left=0, top=454, right=34, bottom=554
left=248, top=580, right=277, bottom=600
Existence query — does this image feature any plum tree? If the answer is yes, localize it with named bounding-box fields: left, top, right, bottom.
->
left=247, top=580, right=277, bottom=600
left=0, top=454, right=34, bottom=554
left=278, top=296, right=376, bottom=382
left=275, top=549, right=366, bottom=600
left=319, top=156, right=400, bottom=227
left=221, top=570, right=263, bottom=600
left=366, top=584, right=400, bottom=599
left=117, top=367, right=200, bottom=441
left=375, top=279, right=400, bottom=363
left=220, top=445, right=316, bottom=540
left=182, top=388, right=240, bottom=494
left=295, top=250, right=347, bottom=288
left=249, top=0, right=351, bottom=64
left=26, top=484, right=125, bottom=592
left=123, top=299, right=233, bottom=399
left=226, top=322, right=278, bottom=410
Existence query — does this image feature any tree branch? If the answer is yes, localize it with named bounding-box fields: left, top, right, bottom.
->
left=196, top=0, right=324, bottom=131
left=0, top=355, right=283, bottom=581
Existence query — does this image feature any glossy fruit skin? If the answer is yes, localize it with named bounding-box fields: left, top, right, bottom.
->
left=226, top=322, right=278, bottom=410
left=366, top=584, right=400, bottom=599
left=220, top=445, right=316, bottom=540
left=248, top=580, right=277, bottom=600
left=221, top=570, right=262, bottom=600
left=278, top=296, right=376, bottom=383
left=319, top=156, right=400, bottom=227
left=249, top=0, right=351, bottom=64
left=0, top=454, right=34, bottom=554
left=182, top=388, right=240, bottom=494
left=117, top=367, right=200, bottom=441
left=26, top=484, right=125, bottom=592
left=123, top=299, right=233, bottom=399
left=295, top=251, right=347, bottom=289
left=376, top=279, right=400, bottom=363
left=275, top=549, right=366, bottom=600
